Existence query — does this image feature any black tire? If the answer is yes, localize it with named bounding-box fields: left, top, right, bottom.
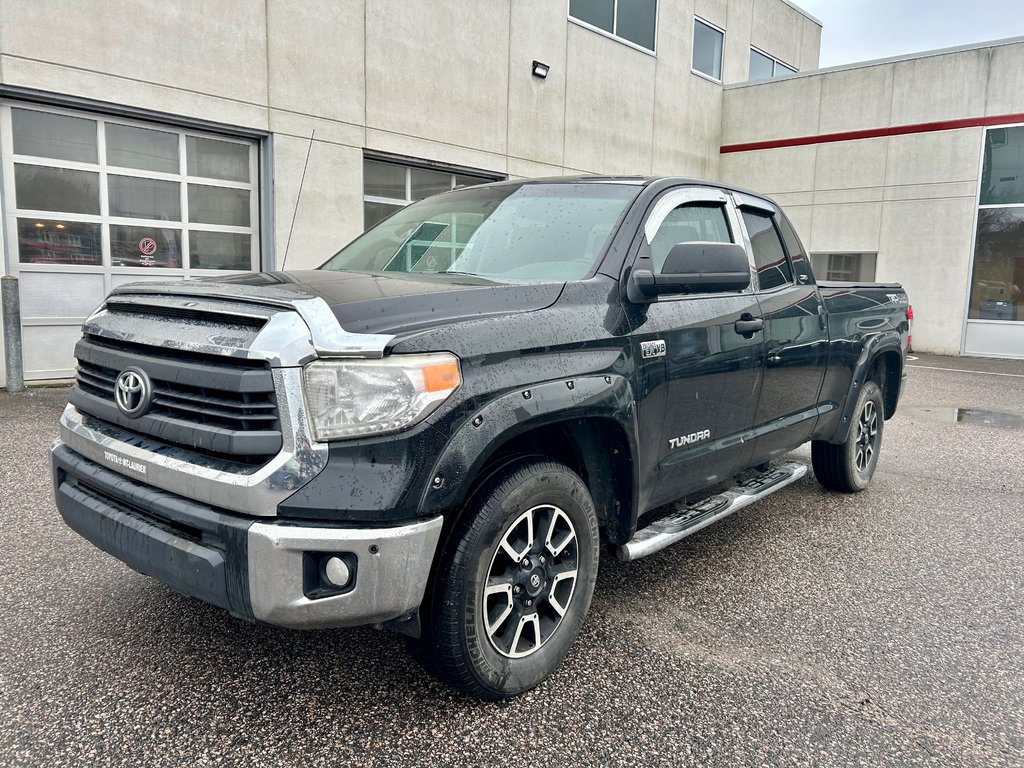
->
left=812, top=380, right=884, bottom=492
left=416, top=458, right=599, bottom=700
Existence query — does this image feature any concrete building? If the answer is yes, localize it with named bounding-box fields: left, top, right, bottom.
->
left=719, top=38, right=1024, bottom=358
left=0, top=1, right=1020, bottom=386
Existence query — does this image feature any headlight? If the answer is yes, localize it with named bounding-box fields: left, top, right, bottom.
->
left=303, top=353, right=461, bottom=440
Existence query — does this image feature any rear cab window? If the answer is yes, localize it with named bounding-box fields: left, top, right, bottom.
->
left=742, top=209, right=793, bottom=291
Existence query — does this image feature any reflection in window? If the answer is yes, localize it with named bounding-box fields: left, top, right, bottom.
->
left=693, top=19, right=724, bottom=81
left=749, top=48, right=797, bottom=81
left=188, top=184, right=250, bottom=227
left=570, top=0, right=657, bottom=51
left=969, top=208, right=1024, bottom=321
left=190, top=231, right=251, bottom=270
left=186, top=136, right=250, bottom=182
left=649, top=204, right=731, bottom=272
left=17, top=219, right=102, bottom=265
left=742, top=210, right=793, bottom=290
left=106, top=124, right=179, bottom=174
left=981, top=126, right=1024, bottom=206
left=12, top=108, right=97, bottom=163
left=15, top=165, right=100, bottom=215
left=108, top=175, right=180, bottom=220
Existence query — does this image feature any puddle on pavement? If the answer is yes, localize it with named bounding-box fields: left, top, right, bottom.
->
left=909, top=406, right=1024, bottom=428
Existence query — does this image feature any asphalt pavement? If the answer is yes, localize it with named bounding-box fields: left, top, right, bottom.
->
left=1, top=354, right=1022, bottom=767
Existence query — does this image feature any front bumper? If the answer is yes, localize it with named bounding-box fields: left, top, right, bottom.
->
left=50, top=442, right=442, bottom=629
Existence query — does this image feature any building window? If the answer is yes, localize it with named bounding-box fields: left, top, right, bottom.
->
left=362, top=157, right=499, bottom=230
left=968, top=127, right=1024, bottom=322
left=569, top=0, right=658, bottom=53
left=5, top=104, right=259, bottom=272
left=692, top=18, right=724, bottom=81
left=810, top=253, right=878, bottom=282
left=748, top=48, right=797, bottom=81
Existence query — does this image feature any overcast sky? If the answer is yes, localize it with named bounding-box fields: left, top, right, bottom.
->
left=794, top=0, right=1024, bottom=68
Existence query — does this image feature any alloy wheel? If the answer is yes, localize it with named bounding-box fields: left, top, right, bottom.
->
left=482, top=504, right=579, bottom=659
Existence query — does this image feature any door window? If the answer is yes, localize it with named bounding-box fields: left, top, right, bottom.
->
left=742, top=209, right=793, bottom=291
left=650, top=203, right=731, bottom=273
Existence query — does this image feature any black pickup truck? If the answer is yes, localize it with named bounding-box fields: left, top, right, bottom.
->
left=50, top=176, right=909, bottom=699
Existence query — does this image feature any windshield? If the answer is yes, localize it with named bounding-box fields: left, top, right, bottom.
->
left=320, top=182, right=639, bottom=282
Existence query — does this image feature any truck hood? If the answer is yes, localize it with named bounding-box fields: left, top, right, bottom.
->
left=204, top=270, right=565, bottom=336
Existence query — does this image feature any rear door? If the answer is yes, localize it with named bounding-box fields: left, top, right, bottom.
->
left=628, top=187, right=765, bottom=511
left=736, top=195, right=828, bottom=462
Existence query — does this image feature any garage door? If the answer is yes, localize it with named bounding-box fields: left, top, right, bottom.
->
left=1, top=103, right=261, bottom=379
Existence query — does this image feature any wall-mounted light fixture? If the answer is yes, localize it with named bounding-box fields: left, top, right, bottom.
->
left=532, top=60, right=550, bottom=79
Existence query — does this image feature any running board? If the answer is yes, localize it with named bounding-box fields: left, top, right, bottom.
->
left=617, top=461, right=808, bottom=562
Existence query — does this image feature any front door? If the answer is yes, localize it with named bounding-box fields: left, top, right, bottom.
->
left=627, top=188, right=765, bottom=512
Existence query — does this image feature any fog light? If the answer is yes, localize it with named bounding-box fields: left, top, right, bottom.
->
left=323, top=556, right=351, bottom=588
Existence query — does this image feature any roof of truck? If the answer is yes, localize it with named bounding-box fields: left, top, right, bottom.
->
left=474, top=175, right=778, bottom=207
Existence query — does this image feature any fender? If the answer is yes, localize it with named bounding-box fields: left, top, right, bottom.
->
left=828, top=331, right=904, bottom=444
left=419, top=374, right=641, bottom=541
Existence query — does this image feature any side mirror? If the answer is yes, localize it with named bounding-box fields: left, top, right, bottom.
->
left=628, top=241, right=751, bottom=300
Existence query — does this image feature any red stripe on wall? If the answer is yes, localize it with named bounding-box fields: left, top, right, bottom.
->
left=719, top=112, right=1024, bottom=154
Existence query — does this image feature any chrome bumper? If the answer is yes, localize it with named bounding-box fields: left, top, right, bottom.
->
left=247, top=516, right=443, bottom=629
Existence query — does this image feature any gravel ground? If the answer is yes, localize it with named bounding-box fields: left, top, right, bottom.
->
left=1, top=354, right=1022, bottom=767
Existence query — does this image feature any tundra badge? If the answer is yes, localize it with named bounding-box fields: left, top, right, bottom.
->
left=668, top=430, right=711, bottom=449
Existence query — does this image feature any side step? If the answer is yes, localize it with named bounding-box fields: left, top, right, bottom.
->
left=617, top=461, right=808, bottom=561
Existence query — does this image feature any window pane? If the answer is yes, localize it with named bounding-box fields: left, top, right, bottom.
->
left=190, top=231, right=251, bottom=270
left=410, top=168, right=452, bottom=200
left=106, top=124, right=179, bottom=174
left=364, top=160, right=407, bottom=200
left=777, top=213, right=814, bottom=284
left=968, top=208, right=1024, bottom=321
left=14, top=165, right=100, bottom=214
left=18, top=219, right=102, bottom=265
left=650, top=204, right=732, bottom=273
left=569, top=0, right=614, bottom=32
left=110, top=225, right=182, bottom=268
left=981, top=126, right=1024, bottom=205
left=749, top=49, right=775, bottom=80
left=188, top=184, right=250, bottom=226
left=186, top=136, right=249, bottom=182
left=108, top=175, right=181, bottom=220
left=693, top=20, right=724, bottom=80
left=777, top=61, right=797, bottom=75
left=743, top=210, right=793, bottom=290
left=616, top=0, right=657, bottom=50
left=455, top=174, right=487, bottom=189
left=364, top=200, right=403, bottom=230
left=12, top=108, right=97, bottom=163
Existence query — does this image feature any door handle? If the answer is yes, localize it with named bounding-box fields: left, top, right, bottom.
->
left=734, top=314, right=764, bottom=336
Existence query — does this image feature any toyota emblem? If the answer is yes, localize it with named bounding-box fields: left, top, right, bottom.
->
left=114, top=368, right=152, bottom=417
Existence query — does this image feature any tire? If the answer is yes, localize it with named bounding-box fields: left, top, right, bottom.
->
left=812, top=380, right=884, bottom=492
left=416, top=458, right=600, bottom=700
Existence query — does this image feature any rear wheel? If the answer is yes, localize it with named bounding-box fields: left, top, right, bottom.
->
left=812, top=380, right=884, bottom=492
left=416, top=458, right=599, bottom=699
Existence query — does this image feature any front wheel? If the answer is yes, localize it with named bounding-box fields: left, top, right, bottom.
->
left=812, top=380, right=885, bottom=492
left=417, top=459, right=600, bottom=699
